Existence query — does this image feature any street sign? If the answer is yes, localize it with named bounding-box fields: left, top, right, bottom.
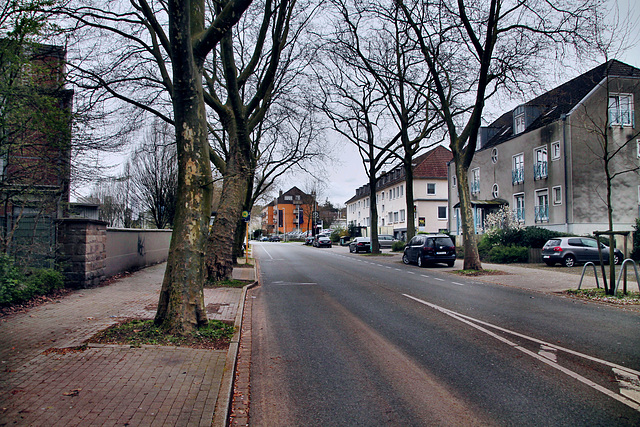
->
left=242, top=211, right=250, bottom=222
left=312, top=211, right=319, bottom=219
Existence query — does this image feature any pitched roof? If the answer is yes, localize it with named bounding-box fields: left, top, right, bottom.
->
left=481, top=59, right=640, bottom=150
left=345, top=145, right=452, bottom=203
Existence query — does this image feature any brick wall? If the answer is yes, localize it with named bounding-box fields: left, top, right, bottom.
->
left=57, top=218, right=107, bottom=288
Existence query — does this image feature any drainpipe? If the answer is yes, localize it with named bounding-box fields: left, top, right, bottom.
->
left=561, top=113, right=570, bottom=234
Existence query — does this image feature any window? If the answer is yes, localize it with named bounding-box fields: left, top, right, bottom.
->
left=400, top=185, right=404, bottom=197
left=394, top=211, right=399, bottom=223
left=438, top=206, right=447, bottom=220
left=637, top=139, right=640, bottom=158
left=400, top=209, right=405, bottom=222
left=535, top=189, right=549, bottom=222
left=427, top=183, right=436, bottom=195
left=609, top=93, right=634, bottom=126
left=515, top=111, right=525, bottom=134
left=471, top=168, right=480, bottom=194
left=551, top=141, right=561, bottom=161
left=452, top=174, right=457, bottom=187
left=284, top=195, right=293, bottom=201
left=491, top=148, right=498, bottom=164
left=534, top=146, right=548, bottom=180
left=388, top=212, right=393, bottom=223
left=492, top=183, right=499, bottom=199
left=512, top=153, right=524, bottom=184
left=514, top=193, right=525, bottom=222
left=553, top=186, right=562, bottom=205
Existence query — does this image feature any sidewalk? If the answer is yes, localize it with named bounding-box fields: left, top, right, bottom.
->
left=0, top=261, right=254, bottom=427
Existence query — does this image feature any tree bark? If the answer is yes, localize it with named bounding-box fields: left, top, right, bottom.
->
left=454, top=158, right=481, bottom=270
left=154, top=0, right=213, bottom=333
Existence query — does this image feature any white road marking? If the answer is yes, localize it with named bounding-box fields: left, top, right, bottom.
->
left=403, top=293, right=640, bottom=412
left=539, top=345, right=558, bottom=362
left=434, top=278, right=445, bottom=282
left=420, top=275, right=430, bottom=278
left=407, top=272, right=416, bottom=275
left=451, top=282, right=465, bottom=286
left=261, top=244, right=274, bottom=259
left=613, top=368, right=640, bottom=403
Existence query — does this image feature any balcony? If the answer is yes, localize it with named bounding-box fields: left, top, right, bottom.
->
left=533, top=161, right=548, bottom=180
left=512, top=167, right=524, bottom=185
left=534, top=205, right=549, bottom=222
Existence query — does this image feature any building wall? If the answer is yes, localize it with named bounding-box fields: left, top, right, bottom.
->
left=347, top=177, right=449, bottom=239
left=448, top=75, right=640, bottom=236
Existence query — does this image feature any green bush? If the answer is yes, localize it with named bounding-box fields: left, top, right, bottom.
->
left=0, top=254, right=65, bottom=305
left=488, top=245, right=529, bottom=263
left=392, top=240, right=406, bottom=252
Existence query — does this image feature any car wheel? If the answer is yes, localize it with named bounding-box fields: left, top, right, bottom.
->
left=402, top=253, right=410, bottom=265
left=446, top=260, right=455, bottom=267
left=349, top=246, right=354, bottom=253
left=614, top=254, right=621, bottom=265
left=563, top=255, right=576, bottom=268
left=417, top=256, right=424, bottom=268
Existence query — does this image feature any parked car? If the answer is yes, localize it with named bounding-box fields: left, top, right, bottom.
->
left=314, top=235, right=332, bottom=248
left=377, top=234, right=399, bottom=248
left=402, top=234, right=456, bottom=267
left=305, top=235, right=315, bottom=245
left=349, top=237, right=371, bottom=253
left=268, top=235, right=281, bottom=242
left=541, top=237, right=623, bottom=267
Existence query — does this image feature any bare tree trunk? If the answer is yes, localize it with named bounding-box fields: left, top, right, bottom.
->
left=455, top=160, right=481, bottom=270
left=154, top=0, right=213, bottom=334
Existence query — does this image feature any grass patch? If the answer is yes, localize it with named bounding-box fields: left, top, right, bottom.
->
left=88, top=318, right=235, bottom=349
left=451, top=269, right=509, bottom=277
left=205, top=278, right=252, bottom=288
left=566, top=288, right=640, bottom=305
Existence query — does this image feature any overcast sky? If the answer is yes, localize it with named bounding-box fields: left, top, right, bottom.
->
left=321, top=0, right=640, bottom=207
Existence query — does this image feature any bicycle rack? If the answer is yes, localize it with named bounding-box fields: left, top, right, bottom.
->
left=578, top=262, right=600, bottom=290
left=614, top=259, right=640, bottom=294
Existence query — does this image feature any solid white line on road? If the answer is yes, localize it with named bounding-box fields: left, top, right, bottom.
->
left=402, top=293, right=640, bottom=412
left=260, top=244, right=274, bottom=259
left=613, top=368, right=640, bottom=403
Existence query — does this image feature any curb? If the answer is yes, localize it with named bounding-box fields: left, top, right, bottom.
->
left=213, top=261, right=258, bottom=427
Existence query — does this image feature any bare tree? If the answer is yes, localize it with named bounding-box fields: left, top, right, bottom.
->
left=49, top=0, right=254, bottom=333
left=129, top=120, right=177, bottom=229
left=398, top=0, right=605, bottom=269
left=325, top=0, right=443, bottom=242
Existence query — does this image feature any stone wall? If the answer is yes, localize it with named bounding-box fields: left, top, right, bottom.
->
left=57, top=218, right=107, bottom=288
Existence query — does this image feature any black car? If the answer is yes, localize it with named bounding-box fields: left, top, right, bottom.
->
left=541, top=237, right=623, bottom=267
left=349, top=237, right=371, bottom=253
left=402, top=234, right=456, bottom=267
left=314, top=235, right=332, bottom=248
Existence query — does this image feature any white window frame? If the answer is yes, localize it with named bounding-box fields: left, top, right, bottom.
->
left=492, top=183, right=499, bottom=199
left=609, top=93, right=634, bottom=126
left=427, top=183, right=436, bottom=195
left=491, top=148, right=498, bottom=164
left=515, top=112, right=525, bottom=134
left=535, top=189, right=549, bottom=222
left=512, top=153, right=524, bottom=184
left=551, top=141, right=561, bottom=161
left=471, top=168, right=480, bottom=194
left=514, top=193, right=525, bottom=222
left=400, top=209, right=405, bottom=222
left=553, top=186, right=562, bottom=205
left=533, top=146, right=548, bottom=180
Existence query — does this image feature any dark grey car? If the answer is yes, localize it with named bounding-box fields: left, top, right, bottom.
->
left=541, top=237, right=623, bottom=267
left=402, top=234, right=456, bottom=267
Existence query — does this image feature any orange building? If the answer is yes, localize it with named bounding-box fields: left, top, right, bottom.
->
left=262, top=187, right=315, bottom=235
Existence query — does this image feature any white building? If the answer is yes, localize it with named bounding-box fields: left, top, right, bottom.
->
left=346, top=146, right=453, bottom=240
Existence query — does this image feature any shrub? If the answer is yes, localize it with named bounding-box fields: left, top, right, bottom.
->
left=392, top=240, right=405, bottom=252
left=488, top=245, right=529, bottom=263
left=0, top=254, right=65, bottom=305
left=632, top=218, right=640, bottom=261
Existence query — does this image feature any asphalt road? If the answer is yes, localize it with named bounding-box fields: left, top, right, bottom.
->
left=249, top=242, right=640, bottom=426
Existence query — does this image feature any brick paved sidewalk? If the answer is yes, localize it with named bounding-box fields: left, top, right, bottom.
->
left=0, top=262, right=244, bottom=426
